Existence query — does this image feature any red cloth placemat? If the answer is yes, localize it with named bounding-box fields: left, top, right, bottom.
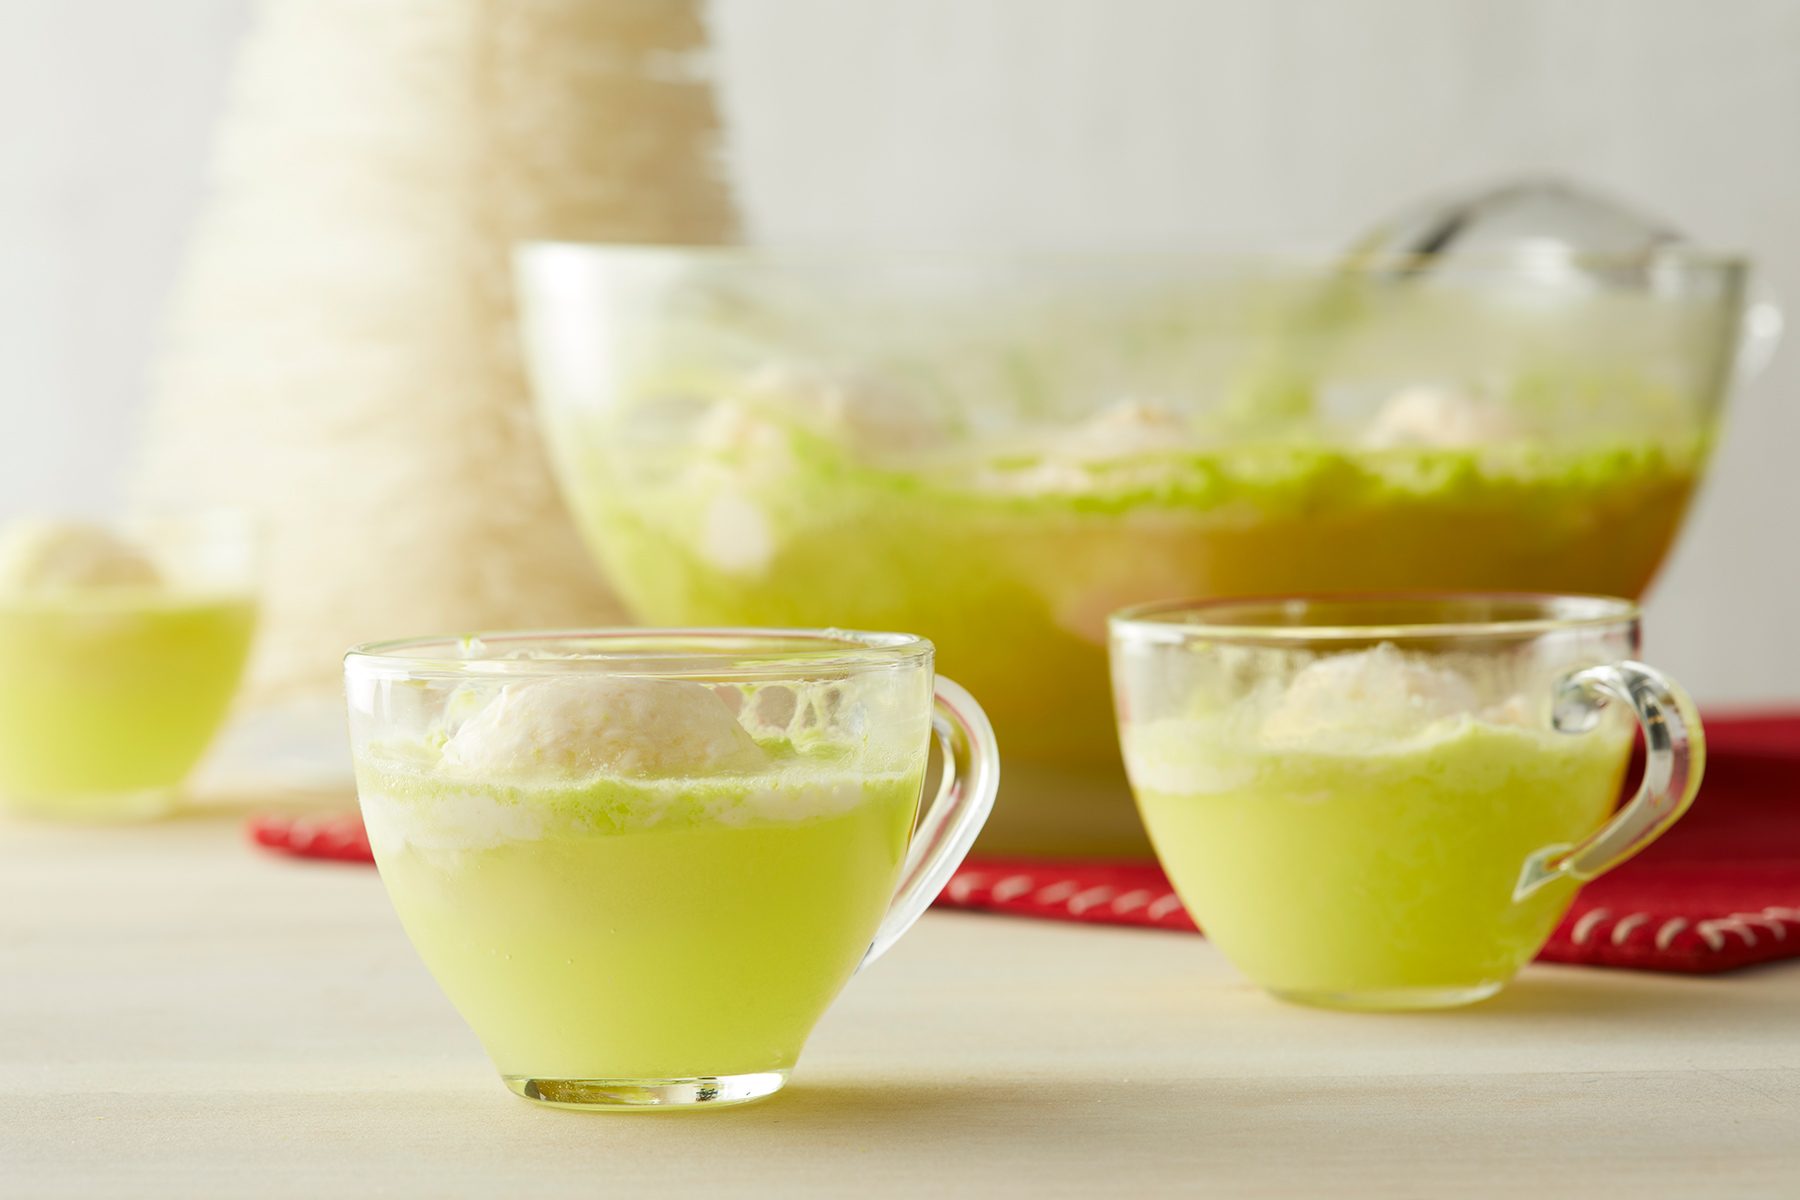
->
left=249, top=813, right=375, bottom=864
left=250, top=711, right=1800, bottom=974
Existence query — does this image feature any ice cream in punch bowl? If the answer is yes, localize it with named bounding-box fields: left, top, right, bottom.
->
left=515, top=190, right=1762, bottom=856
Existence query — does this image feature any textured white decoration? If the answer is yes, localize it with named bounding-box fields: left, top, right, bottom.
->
left=136, top=0, right=735, bottom=705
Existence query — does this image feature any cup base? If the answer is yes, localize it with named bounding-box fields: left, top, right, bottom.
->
left=1270, top=981, right=1504, bottom=1011
left=503, top=1070, right=789, bottom=1111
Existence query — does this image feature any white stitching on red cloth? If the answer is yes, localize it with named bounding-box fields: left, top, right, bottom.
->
left=1610, top=913, right=1650, bottom=945
left=990, top=875, right=1035, bottom=901
left=1145, top=893, right=1185, bottom=921
left=1571, top=908, right=1611, bottom=945
left=1603, top=910, right=1796, bottom=955
left=944, top=874, right=985, bottom=903
left=1728, top=911, right=1788, bottom=942
left=1111, top=889, right=1154, bottom=915
left=942, top=865, right=1795, bottom=965
left=1067, top=886, right=1116, bottom=915
left=1697, top=916, right=1760, bottom=948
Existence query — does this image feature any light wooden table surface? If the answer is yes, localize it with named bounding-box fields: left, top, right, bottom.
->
left=3, top=815, right=1797, bottom=1198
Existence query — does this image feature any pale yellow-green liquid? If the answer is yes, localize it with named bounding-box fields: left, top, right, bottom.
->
left=0, top=590, right=256, bottom=818
left=1126, top=719, right=1631, bottom=1007
left=563, top=419, right=1697, bottom=857
left=357, top=759, right=922, bottom=1081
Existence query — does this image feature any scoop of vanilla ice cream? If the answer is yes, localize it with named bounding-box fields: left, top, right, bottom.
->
left=1261, top=643, right=1481, bottom=745
left=441, top=676, right=768, bottom=779
left=684, top=366, right=945, bottom=576
left=1362, top=386, right=1520, bottom=449
left=0, top=518, right=162, bottom=592
left=782, top=368, right=946, bottom=456
left=1480, top=692, right=1539, bottom=727
left=979, top=401, right=1191, bottom=495
left=1057, top=401, right=1190, bottom=461
left=694, top=395, right=799, bottom=473
left=708, top=365, right=946, bottom=460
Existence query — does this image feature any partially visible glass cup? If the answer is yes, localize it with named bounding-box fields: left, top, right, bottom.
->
left=0, top=511, right=259, bottom=820
left=344, top=628, right=998, bottom=1110
left=1109, top=594, right=1703, bottom=1011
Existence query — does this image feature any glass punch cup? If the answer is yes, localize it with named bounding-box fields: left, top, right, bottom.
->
left=0, top=512, right=258, bottom=820
left=1110, top=595, right=1703, bottom=1010
left=344, top=629, right=998, bottom=1109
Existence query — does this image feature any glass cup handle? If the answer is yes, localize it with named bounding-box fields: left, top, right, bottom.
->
left=861, top=676, right=1001, bottom=967
left=1735, top=277, right=1783, bottom=386
left=1514, top=661, right=1705, bottom=901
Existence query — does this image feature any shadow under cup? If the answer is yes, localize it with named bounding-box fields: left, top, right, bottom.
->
left=344, top=629, right=997, bottom=1109
left=1109, top=595, right=1705, bottom=1011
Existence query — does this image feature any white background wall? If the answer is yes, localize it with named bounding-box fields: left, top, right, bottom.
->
left=4, top=0, right=1796, bottom=703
